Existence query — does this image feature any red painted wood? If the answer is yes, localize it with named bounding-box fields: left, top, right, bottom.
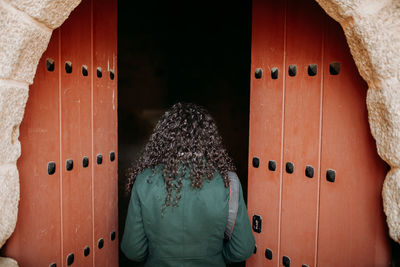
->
left=317, top=17, right=391, bottom=266
left=92, top=0, right=118, bottom=266
left=279, top=0, right=324, bottom=266
left=60, top=0, right=93, bottom=266
left=248, top=1, right=390, bottom=266
left=4, top=1, right=118, bottom=266
left=247, top=0, right=285, bottom=266
left=3, top=30, right=62, bottom=266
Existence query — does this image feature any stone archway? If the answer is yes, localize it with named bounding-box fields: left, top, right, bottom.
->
left=0, top=0, right=398, bottom=266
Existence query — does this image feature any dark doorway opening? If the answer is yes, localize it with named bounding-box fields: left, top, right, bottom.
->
left=118, top=0, right=252, bottom=266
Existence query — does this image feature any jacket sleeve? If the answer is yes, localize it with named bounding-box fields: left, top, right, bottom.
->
left=222, top=180, right=255, bottom=263
left=121, top=183, right=148, bottom=262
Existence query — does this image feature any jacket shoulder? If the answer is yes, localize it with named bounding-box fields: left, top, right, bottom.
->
left=134, top=165, right=164, bottom=188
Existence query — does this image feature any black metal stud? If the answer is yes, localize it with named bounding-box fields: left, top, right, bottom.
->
left=111, top=231, right=116, bottom=241
left=110, top=70, right=115, bottom=80
left=65, top=61, right=72, bottom=74
left=96, top=67, right=102, bottom=78
left=329, top=62, right=341, bottom=75
left=265, top=248, right=273, bottom=260
left=98, top=238, right=104, bottom=249
left=252, top=157, right=260, bottom=168
left=271, top=67, right=278, bottom=79
left=286, top=162, right=294, bottom=174
left=252, top=214, right=262, bottom=233
left=82, top=157, right=89, bottom=168
left=46, top=58, right=55, bottom=72
left=83, top=246, right=90, bottom=257
left=268, top=160, right=276, bottom=171
left=48, top=161, right=56, bottom=175
left=288, top=65, right=297, bottom=77
left=66, top=159, right=73, bottom=171
left=66, top=253, right=74, bottom=266
left=282, top=256, right=291, bottom=267
left=308, top=64, right=318, bottom=76
left=253, top=246, right=257, bottom=254
left=255, top=68, right=262, bottom=79
left=82, top=65, right=88, bottom=76
left=97, top=154, right=103, bottom=165
left=302, top=265, right=310, bottom=267
left=110, top=152, right=115, bottom=162
left=49, top=263, right=57, bottom=267
left=305, top=165, right=314, bottom=178
left=326, top=169, right=336, bottom=182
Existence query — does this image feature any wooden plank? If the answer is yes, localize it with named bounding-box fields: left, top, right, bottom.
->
left=317, top=17, right=391, bottom=266
left=247, top=0, right=285, bottom=265
left=92, top=0, right=119, bottom=265
left=279, top=0, right=324, bottom=266
left=59, top=0, right=94, bottom=265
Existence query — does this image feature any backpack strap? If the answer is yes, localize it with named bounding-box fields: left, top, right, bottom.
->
left=224, top=171, right=239, bottom=240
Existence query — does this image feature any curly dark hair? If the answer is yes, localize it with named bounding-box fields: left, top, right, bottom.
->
left=126, top=102, right=236, bottom=209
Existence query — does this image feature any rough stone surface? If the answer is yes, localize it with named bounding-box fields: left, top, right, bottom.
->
left=367, top=82, right=400, bottom=167
left=383, top=168, right=400, bottom=242
left=315, top=0, right=400, bottom=243
left=0, top=257, right=18, bottom=267
left=7, top=0, right=82, bottom=29
left=0, top=81, right=28, bottom=165
left=0, top=164, right=19, bottom=248
left=0, top=0, right=52, bottom=84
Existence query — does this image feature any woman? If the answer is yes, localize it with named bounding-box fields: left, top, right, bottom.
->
left=121, top=102, right=255, bottom=266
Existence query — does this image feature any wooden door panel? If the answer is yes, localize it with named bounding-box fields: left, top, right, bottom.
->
left=317, top=18, right=391, bottom=266
left=93, top=0, right=118, bottom=266
left=247, top=0, right=285, bottom=265
left=279, top=0, right=324, bottom=266
left=4, top=30, right=62, bottom=267
left=60, top=0, right=93, bottom=266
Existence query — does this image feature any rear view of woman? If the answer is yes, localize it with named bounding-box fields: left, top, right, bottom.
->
left=121, top=102, right=255, bottom=266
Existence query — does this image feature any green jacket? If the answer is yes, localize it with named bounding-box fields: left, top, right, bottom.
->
left=121, top=166, right=255, bottom=267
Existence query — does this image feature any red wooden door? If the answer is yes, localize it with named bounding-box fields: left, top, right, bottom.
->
left=3, top=1, right=118, bottom=266
left=247, top=0, right=390, bottom=266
